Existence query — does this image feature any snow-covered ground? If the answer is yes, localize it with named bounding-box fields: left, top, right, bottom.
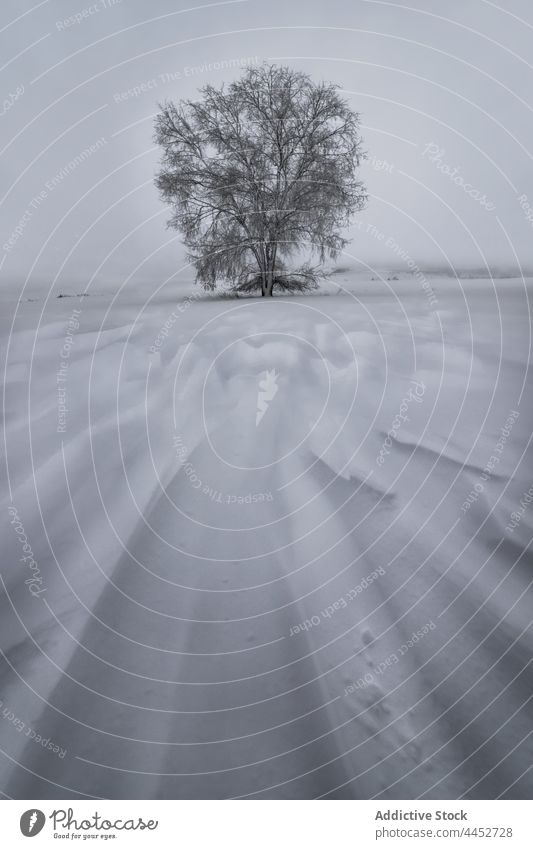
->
left=1, top=270, right=532, bottom=799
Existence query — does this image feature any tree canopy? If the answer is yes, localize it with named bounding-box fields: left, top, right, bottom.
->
left=154, top=64, right=366, bottom=296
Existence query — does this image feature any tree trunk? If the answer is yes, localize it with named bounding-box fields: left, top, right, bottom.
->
left=260, top=242, right=268, bottom=297
left=265, top=242, right=278, bottom=297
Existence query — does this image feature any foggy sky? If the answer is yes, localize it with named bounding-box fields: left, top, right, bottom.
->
left=2, top=0, right=533, bottom=291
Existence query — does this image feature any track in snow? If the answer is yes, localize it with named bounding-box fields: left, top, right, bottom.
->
left=1, top=280, right=532, bottom=798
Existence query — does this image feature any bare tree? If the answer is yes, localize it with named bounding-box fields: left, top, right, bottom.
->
left=154, top=64, right=366, bottom=296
